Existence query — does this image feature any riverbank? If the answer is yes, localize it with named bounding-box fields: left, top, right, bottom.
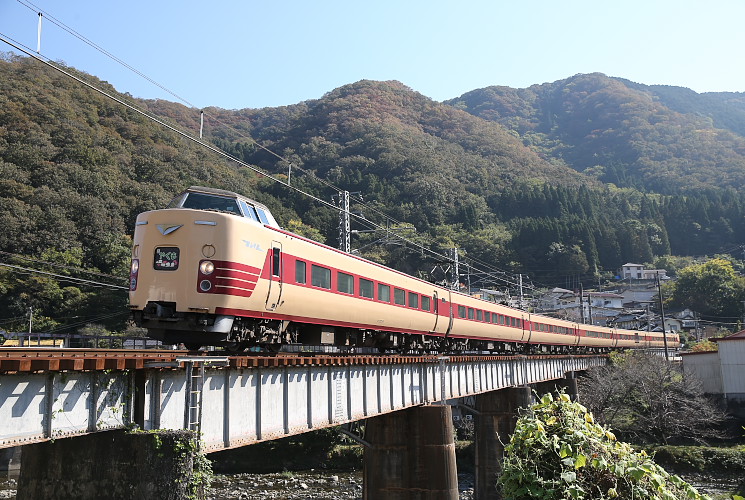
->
left=205, top=471, right=476, bottom=500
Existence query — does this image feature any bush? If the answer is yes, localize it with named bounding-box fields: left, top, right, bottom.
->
left=498, top=393, right=711, bottom=499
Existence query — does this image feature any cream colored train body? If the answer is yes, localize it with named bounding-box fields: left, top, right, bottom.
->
left=129, top=187, right=680, bottom=352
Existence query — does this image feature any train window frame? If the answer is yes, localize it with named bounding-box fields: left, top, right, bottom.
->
left=408, top=292, right=419, bottom=309
left=458, top=305, right=466, bottom=318
left=394, top=288, right=406, bottom=306
left=359, top=278, right=374, bottom=299
left=476, top=310, right=483, bottom=321
left=468, top=308, right=474, bottom=320
left=421, top=295, right=431, bottom=312
left=337, top=271, right=354, bottom=295
left=311, top=264, right=331, bottom=290
left=378, top=284, right=391, bottom=302
left=484, top=311, right=490, bottom=323
left=180, top=192, right=241, bottom=215
left=295, top=260, right=307, bottom=284
left=238, top=200, right=260, bottom=222
left=271, top=247, right=281, bottom=277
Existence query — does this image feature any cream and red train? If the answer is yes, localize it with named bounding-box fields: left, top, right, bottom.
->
left=129, top=186, right=679, bottom=352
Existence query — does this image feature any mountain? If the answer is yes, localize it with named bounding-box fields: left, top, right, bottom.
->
left=446, top=73, right=745, bottom=194
left=2, top=54, right=745, bottom=334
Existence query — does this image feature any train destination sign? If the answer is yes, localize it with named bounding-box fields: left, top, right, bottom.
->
left=154, top=247, right=179, bottom=270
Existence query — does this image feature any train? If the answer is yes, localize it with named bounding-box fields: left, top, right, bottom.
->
left=128, top=186, right=680, bottom=353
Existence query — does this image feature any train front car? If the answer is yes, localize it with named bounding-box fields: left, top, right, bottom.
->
left=129, top=186, right=278, bottom=348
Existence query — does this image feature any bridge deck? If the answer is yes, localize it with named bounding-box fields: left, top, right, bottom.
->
left=0, top=350, right=606, bottom=452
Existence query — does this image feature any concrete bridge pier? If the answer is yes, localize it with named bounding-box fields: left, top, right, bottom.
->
left=534, top=371, right=579, bottom=400
left=15, top=430, right=203, bottom=500
left=473, top=386, right=533, bottom=500
left=0, top=446, right=21, bottom=481
left=363, top=404, right=459, bottom=500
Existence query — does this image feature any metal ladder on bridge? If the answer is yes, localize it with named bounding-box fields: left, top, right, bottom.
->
left=185, top=361, right=205, bottom=435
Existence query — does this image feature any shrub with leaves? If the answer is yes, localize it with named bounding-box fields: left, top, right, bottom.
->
left=498, top=393, right=711, bottom=499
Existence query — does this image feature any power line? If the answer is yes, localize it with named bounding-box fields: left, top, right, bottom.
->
left=0, top=250, right=127, bottom=283
left=0, top=20, right=534, bottom=296
left=0, top=262, right=128, bottom=290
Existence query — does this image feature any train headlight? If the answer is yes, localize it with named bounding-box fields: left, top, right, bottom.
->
left=199, top=260, right=215, bottom=275
left=199, top=280, right=212, bottom=292
left=131, top=259, right=140, bottom=274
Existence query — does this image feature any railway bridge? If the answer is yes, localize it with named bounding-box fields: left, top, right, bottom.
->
left=0, top=348, right=606, bottom=499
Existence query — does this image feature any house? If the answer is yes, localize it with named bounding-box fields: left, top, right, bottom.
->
left=621, top=263, right=644, bottom=279
left=619, top=263, right=668, bottom=281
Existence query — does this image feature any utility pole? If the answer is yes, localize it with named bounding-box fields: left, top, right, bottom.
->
left=337, top=190, right=351, bottom=253
left=656, top=271, right=670, bottom=361
left=587, top=293, right=594, bottom=326
left=518, top=274, right=524, bottom=310
left=579, top=284, right=585, bottom=324
left=452, top=248, right=460, bottom=291
left=27, top=306, right=33, bottom=334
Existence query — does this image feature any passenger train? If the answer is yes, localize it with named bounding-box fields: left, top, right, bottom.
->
left=129, top=186, right=679, bottom=353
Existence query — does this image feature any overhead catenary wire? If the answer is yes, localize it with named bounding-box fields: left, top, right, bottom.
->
left=3, top=5, right=545, bottom=294
left=0, top=11, right=540, bottom=296
left=0, top=250, right=127, bottom=283
left=0, top=261, right=128, bottom=290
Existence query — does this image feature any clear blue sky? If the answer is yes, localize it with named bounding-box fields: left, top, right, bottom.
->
left=1, top=0, right=744, bottom=110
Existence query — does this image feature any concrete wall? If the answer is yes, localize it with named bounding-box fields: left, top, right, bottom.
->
left=719, top=340, right=745, bottom=400
left=681, top=352, right=723, bottom=394
left=16, top=429, right=203, bottom=500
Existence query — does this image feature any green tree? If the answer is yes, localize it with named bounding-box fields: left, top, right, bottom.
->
left=666, top=258, right=745, bottom=319
left=498, top=393, right=710, bottom=499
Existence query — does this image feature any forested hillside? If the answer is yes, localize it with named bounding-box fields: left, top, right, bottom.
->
left=446, top=73, right=745, bottom=194
left=2, top=54, right=745, bottom=335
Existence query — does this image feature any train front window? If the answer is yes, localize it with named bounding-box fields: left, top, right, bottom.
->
left=180, top=192, right=241, bottom=215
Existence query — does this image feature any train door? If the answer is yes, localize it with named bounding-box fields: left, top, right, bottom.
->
left=431, top=290, right=453, bottom=337
left=265, top=242, right=283, bottom=311
left=522, top=313, right=532, bottom=344
left=431, top=291, right=441, bottom=333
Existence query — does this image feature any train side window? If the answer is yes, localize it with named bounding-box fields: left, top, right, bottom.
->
left=337, top=272, right=354, bottom=294
left=311, top=265, right=331, bottom=289
left=408, top=292, right=419, bottom=309
left=476, top=310, right=483, bottom=321
left=394, top=288, right=406, bottom=306
left=255, top=208, right=271, bottom=225
left=468, top=308, right=474, bottom=320
left=421, top=296, right=431, bottom=311
left=491, top=314, right=497, bottom=324
left=458, top=305, right=466, bottom=318
left=295, top=260, right=307, bottom=284
left=499, top=315, right=505, bottom=325
left=378, top=284, right=391, bottom=302
left=360, top=278, right=374, bottom=299
left=484, top=311, right=490, bottom=322
left=238, top=200, right=260, bottom=222
left=517, top=318, right=522, bottom=328
left=272, top=247, right=281, bottom=277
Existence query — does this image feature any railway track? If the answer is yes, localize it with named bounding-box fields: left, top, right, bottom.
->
left=0, top=347, right=604, bottom=373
